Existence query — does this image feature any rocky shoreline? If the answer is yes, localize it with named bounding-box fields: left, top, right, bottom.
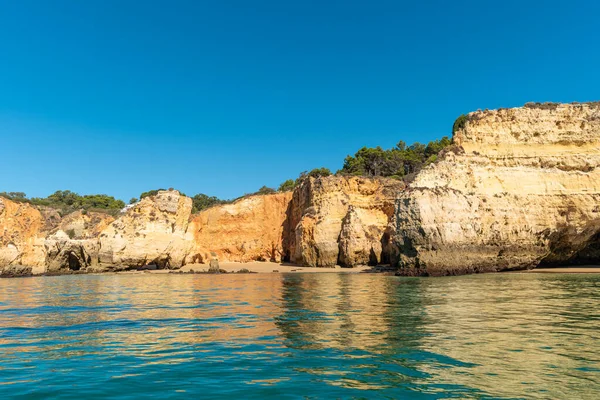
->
left=3, top=102, right=600, bottom=277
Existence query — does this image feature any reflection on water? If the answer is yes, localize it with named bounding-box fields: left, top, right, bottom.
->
left=0, top=273, right=599, bottom=398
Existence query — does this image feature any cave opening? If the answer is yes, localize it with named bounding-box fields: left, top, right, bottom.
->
left=538, top=230, right=600, bottom=268
left=67, top=252, right=82, bottom=271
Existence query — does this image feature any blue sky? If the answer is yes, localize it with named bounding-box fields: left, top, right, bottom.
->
left=1, top=0, right=599, bottom=201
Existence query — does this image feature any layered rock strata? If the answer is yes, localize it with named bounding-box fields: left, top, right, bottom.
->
left=286, top=176, right=403, bottom=267
left=186, top=192, right=292, bottom=263
left=394, top=102, right=600, bottom=275
left=98, top=190, right=192, bottom=269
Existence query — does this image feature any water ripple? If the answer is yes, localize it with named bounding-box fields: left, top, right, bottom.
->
left=0, top=273, right=599, bottom=398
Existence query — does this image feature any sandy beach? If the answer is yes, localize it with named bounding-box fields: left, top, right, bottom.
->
left=180, top=262, right=371, bottom=274
left=112, top=263, right=600, bottom=276
left=112, top=262, right=371, bottom=275
left=524, top=266, right=600, bottom=273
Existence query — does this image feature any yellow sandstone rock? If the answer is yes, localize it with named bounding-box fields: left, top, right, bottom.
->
left=395, top=102, right=600, bottom=275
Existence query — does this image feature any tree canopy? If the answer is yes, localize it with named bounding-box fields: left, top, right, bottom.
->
left=278, top=179, right=295, bottom=192
left=338, top=137, right=451, bottom=180
left=191, top=193, right=227, bottom=213
left=0, top=190, right=126, bottom=215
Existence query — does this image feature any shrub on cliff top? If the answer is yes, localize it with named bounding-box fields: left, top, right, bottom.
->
left=337, top=137, right=451, bottom=180
left=2, top=190, right=126, bottom=216
left=257, top=186, right=276, bottom=195
left=278, top=179, right=296, bottom=192
left=139, top=189, right=165, bottom=199
left=452, top=114, right=468, bottom=133
left=0, top=192, right=28, bottom=203
left=191, top=193, right=227, bottom=213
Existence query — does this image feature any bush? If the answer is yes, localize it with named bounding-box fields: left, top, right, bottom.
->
left=66, top=229, right=76, bottom=239
left=191, top=193, right=227, bottom=213
left=278, top=179, right=295, bottom=192
left=452, top=114, right=468, bottom=133
left=257, top=186, right=276, bottom=195
left=139, top=189, right=165, bottom=199
left=337, top=137, right=451, bottom=178
left=23, top=190, right=125, bottom=215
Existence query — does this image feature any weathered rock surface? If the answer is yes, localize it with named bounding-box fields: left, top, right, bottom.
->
left=0, top=197, right=46, bottom=269
left=45, top=230, right=99, bottom=272
left=286, top=176, right=403, bottom=267
left=98, top=190, right=192, bottom=269
left=395, top=102, right=600, bottom=275
left=186, top=192, right=292, bottom=263
left=9, top=103, right=599, bottom=277
left=55, top=211, right=114, bottom=239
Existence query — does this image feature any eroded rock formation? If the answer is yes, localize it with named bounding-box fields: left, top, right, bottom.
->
left=0, top=197, right=46, bottom=271
left=286, top=176, right=403, bottom=267
left=98, top=190, right=192, bottom=269
left=395, top=102, right=600, bottom=275
left=186, top=192, right=292, bottom=263
left=4, top=102, right=600, bottom=276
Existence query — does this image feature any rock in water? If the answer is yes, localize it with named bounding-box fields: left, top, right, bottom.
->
left=208, top=253, right=220, bottom=273
left=394, top=102, right=600, bottom=275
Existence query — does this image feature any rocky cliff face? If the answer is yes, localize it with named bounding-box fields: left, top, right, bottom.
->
left=394, top=102, right=600, bottom=275
left=0, top=198, right=46, bottom=270
left=286, top=176, right=403, bottom=267
left=45, top=211, right=115, bottom=272
left=0, top=199, right=115, bottom=274
left=1, top=179, right=403, bottom=273
left=98, top=191, right=192, bottom=269
left=7, top=103, right=598, bottom=277
left=186, top=192, right=292, bottom=263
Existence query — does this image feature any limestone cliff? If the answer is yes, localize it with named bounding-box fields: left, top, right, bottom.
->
left=45, top=211, right=114, bottom=272
left=186, top=192, right=292, bottom=263
left=98, top=190, right=192, bottom=269
left=8, top=101, right=600, bottom=277
left=394, top=102, right=600, bottom=275
left=286, top=176, right=403, bottom=267
left=0, top=198, right=46, bottom=270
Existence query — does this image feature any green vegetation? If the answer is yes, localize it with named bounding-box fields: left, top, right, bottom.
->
left=337, top=137, right=451, bottom=181
left=257, top=186, right=276, bottom=195
left=139, top=189, right=165, bottom=199
left=0, top=192, right=27, bottom=202
left=293, top=167, right=332, bottom=185
left=0, top=190, right=125, bottom=216
left=3, top=129, right=457, bottom=215
left=452, top=114, right=468, bottom=133
left=191, top=193, right=227, bottom=213
left=278, top=179, right=295, bottom=192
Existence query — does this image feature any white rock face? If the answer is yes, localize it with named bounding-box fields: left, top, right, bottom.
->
left=98, top=190, right=192, bottom=269
left=394, top=102, right=600, bottom=275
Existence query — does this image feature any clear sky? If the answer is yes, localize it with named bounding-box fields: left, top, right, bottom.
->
left=1, top=0, right=599, bottom=201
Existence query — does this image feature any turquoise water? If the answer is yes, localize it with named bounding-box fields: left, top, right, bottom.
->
left=0, top=273, right=599, bottom=399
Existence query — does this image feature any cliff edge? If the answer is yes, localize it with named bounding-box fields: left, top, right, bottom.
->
left=394, top=102, right=600, bottom=275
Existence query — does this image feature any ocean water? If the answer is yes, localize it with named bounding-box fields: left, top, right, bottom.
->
left=0, top=272, right=599, bottom=399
